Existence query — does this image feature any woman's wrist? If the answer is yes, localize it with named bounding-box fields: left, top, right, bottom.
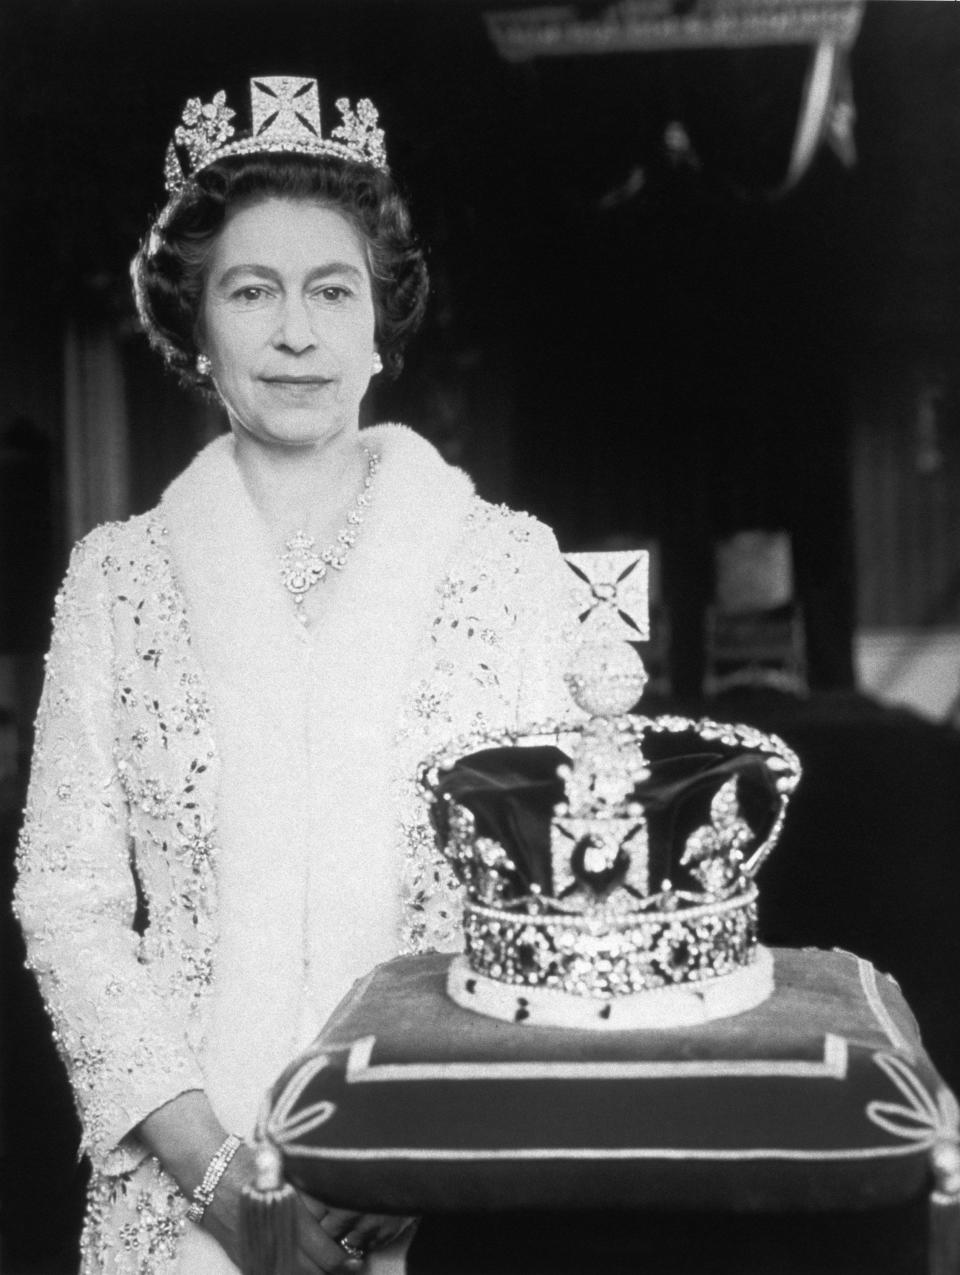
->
left=137, top=1090, right=235, bottom=1199
left=185, top=1134, right=244, bottom=1223
left=198, top=1143, right=259, bottom=1266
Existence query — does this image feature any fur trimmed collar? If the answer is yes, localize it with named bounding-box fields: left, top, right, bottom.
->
left=161, top=425, right=475, bottom=1132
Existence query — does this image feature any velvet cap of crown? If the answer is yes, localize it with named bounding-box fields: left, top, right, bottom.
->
left=420, top=632, right=802, bottom=1031
left=162, top=75, right=388, bottom=200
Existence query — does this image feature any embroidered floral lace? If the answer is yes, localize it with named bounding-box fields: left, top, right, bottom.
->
left=14, top=497, right=576, bottom=1273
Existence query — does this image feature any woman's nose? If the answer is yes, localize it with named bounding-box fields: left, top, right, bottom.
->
left=273, top=297, right=317, bottom=353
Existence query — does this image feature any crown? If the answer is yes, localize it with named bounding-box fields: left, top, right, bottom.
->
left=163, top=76, right=388, bottom=197
left=419, top=552, right=802, bottom=1030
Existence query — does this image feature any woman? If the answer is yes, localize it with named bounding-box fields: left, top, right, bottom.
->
left=14, top=77, right=577, bottom=1275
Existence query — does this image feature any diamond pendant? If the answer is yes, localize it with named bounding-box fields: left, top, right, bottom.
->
left=279, top=531, right=327, bottom=599
left=277, top=447, right=380, bottom=622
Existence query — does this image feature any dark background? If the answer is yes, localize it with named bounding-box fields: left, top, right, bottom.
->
left=4, top=0, right=960, bottom=692
left=3, top=3, right=960, bottom=1270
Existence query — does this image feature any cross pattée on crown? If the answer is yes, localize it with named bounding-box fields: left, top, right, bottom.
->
left=564, top=550, right=650, bottom=644
left=251, top=77, right=321, bottom=142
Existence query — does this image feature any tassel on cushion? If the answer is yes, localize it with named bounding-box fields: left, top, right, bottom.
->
left=928, top=1140, right=960, bottom=1275
left=239, top=1139, right=299, bottom=1275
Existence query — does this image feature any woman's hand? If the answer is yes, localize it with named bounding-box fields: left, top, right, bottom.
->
left=205, top=1144, right=379, bottom=1273
left=138, top=1091, right=415, bottom=1272
left=207, top=1148, right=415, bottom=1271
left=299, top=1195, right=417, bottom=1265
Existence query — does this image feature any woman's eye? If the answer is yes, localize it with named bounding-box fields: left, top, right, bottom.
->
left=316, top=285, right=350, bottom=302
left=231, top=285, right=271, bottom=303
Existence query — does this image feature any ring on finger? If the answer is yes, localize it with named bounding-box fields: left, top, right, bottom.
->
left=339, top=1238, right=366, bottom=1261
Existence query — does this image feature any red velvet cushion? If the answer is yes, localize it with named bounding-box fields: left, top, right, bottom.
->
left=265, top=948, right=952, bottom=1215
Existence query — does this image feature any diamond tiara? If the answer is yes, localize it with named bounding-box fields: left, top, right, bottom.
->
left=163, top=75, right=388, bottom=197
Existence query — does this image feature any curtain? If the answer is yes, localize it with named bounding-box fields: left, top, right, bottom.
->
left=63, top=320, right=130, bottom=544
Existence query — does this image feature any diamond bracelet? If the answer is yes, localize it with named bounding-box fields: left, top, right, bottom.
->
left=186, top=1134, right=243, bottom=1224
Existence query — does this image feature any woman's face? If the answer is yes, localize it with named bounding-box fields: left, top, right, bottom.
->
left=201, top=197, right=377, bottom=450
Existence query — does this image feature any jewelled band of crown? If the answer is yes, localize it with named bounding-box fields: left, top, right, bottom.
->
left=461, top=885, right=761, bottom=999
left=164, top=75, right=388, bottom=197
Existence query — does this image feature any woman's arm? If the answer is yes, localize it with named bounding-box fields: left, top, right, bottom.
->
left=16, top=532, right=408, bottom=1270
left=13, top=531, right=206, bottom=1172
left=139, top=1091, right=403, bottom=1272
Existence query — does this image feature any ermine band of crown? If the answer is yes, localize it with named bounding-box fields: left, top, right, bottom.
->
left=164, top=75, right=388, bottom=198
left=447, top=949, right=776, bottom=1031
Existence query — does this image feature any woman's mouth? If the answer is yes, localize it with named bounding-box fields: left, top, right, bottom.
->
left=261, top=375, right=335, bottom=399
left=262, top=375, right=333, bottom=385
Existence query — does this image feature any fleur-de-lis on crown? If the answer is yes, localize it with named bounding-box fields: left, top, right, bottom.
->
left=680, top=776, right=753, bottom=896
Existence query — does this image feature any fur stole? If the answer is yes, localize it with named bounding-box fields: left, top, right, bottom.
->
left=161, top=425, right=475, bottom=1134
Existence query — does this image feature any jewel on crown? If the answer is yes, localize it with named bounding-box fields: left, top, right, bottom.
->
left=164, top=75, right=388, bottom=198
left=419, top=550, right=802, bottom=1030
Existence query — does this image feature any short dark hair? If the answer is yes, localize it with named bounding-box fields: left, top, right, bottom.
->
left=132, top=153, right=429, bottom=388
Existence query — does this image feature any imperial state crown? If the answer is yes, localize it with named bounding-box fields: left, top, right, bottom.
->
left=420, top=551, right=802, bottom=1029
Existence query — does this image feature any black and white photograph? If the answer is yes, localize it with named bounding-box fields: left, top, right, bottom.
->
left=2, top=2, right=960, bottom=1273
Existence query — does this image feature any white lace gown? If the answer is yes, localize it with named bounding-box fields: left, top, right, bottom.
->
left=14, top=425, right=578, bottom=1273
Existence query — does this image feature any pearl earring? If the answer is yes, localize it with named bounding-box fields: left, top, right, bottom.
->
left=371, top=352, right=383, bottom=375
left=196, top=353, right=212, bottom=377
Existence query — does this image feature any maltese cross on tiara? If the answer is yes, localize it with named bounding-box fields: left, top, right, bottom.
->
left=251, top=77, right=321, bottom=141
left=164, top=75, right=388, bottom=197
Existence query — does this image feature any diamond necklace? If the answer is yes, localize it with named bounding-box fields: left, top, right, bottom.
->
left=278, top=447, right=380, bottom=625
